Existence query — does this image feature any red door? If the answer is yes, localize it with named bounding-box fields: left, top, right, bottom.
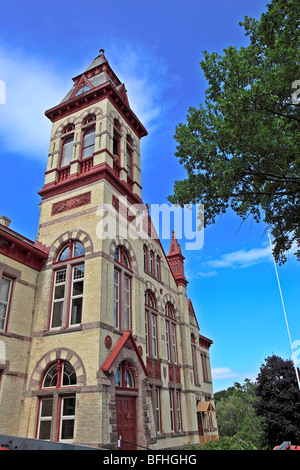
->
left=116, top=396, right=137, bottom=450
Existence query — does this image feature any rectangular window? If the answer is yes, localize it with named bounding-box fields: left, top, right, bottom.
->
left=126, top=145, right=132, bottom=177
left=145, top=312, right=149, bottom=355
left=0, top=276, right=12, bottom=331
left=154, top=387, right=161, bottom=433
left=176, top=390, right=182, bottom=432
left=171, top=323, right=177, bottom=364
left=51, top=269, right=66, bottom=329
left=37, top=397, right=53, bottom=440
left=59, top=396, right=76, bottom=441
left=82, top=129, right=95, bottom=159
left=169, top=390, right=174, bottom=432
left=201, top=354, right=209, bottom=382
left=69, top=264, right=84, bottom=325
left=192, top=345, right=199, bottom=384
left=151, top=313, right=157, bottom=358
left=124, top=275, right=131, bottom=330
left=165, top=321, right=170, bottom=362
left=114, top=270, right=120, bottom=328
left=61, top=137, right=74, bottom=167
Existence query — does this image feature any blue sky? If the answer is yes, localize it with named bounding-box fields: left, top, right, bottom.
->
left=0, top=0, right=299, bottom=393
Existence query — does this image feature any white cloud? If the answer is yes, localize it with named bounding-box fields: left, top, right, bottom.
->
left=205, top=244, right=272, bottom=269
left=212, top=367, right=240, bottom=381
left=212, top=367, right=257, bottom=382
left=0, top=42, right=173, bottom=161
left=0, top=46, right=68, bottom=159
left=196, top=270, right=218, bottom=278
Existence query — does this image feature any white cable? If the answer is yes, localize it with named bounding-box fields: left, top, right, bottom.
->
left=267, top=230, right=300, bottom=392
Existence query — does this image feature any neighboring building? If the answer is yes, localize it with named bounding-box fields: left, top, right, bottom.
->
left=0, top=50, right=218, bottom=450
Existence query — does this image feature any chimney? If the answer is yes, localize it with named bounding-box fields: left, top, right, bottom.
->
left=0, top=216, right=11, bottom=228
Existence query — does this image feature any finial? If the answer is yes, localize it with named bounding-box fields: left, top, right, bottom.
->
left=99, top=49, right=105, bottom=55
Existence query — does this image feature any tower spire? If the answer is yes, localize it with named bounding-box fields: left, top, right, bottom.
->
left=167, top=231, right=188, bottom=287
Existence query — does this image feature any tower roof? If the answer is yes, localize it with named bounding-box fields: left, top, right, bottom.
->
left=45, top=49, right=147, bottom=138
left=167, top=230, right=184, bottom=258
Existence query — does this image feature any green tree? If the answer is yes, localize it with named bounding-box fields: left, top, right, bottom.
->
left=215, top=379, right=264, bottom=448
left=255, top=355, right=300, bottom=448
left=168, top=0, right=300, bottom=264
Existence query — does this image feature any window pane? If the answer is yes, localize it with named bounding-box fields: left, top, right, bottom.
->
left=40, top=398, right=53, bottom=417
left=0, top=304, right=6, bottom=329
left=62, top=363, right=76, bottom=386
left=52, top=301, right=64, bottom=328
left=73, top=242, right=85, bottom=258
left=0, top=278, right=10, bottom=302
left=43, top=364, right=58, bottom=388
left=73, top=280, right=83, bottom=297
left=70, top=297, right=82, bottom=325
left=63, top=397, right=76, bottom=416
left=39, top=420, right=52, bottom=440
left=61, top=420, right=75, bottom=440
left=82, top=129, right=95, bottom=159
left=54, top=285, right=65, bottom=300
left=61, top=138, right=74, bottom=167
left=55, top=269, right=66, bottom=284
left=73, top=265, right=84, bottom=280
left=58, top=245, right=69, bottom=261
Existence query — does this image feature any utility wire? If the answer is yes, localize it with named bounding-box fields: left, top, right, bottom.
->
left=267, top=230, right=300, bottom=392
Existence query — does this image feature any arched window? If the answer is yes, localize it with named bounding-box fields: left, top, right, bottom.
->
left=165, top=302, right=177, bottom=363
left=50, top=241, right=85, bottom=329
left=37, top=360, right=76, bottom=442
left=60, top=125, right=75, bottom=168
left=115, top=361, right=136, bottom=388
left=81, top=115, right=96, bottom=159
left=145, top=290, right=158, bottom=358
left=113, top=246, right=132, bottom=330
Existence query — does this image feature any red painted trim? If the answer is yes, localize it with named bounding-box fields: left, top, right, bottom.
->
left=102, top=330, right=148, bottom=376
left=0, top=226, right=48, bottom=271
left=38, top=161, right=143, bottom=206
left=45, top=82, right=148, bottom=139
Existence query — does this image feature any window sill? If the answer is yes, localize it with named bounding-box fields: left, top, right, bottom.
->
left=44, top=325, right=82, bottom=336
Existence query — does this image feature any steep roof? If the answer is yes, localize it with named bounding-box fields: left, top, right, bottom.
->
left=45, top=49, right=147, bottom=138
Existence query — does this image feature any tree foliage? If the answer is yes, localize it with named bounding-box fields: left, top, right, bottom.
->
left=168, top=0, right=300, bottom=264
left=214, top=379, right=264, bottom=449
left=255, top=354, right=300, bottom=448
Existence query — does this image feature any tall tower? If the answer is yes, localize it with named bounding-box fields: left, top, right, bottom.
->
left=13, top=50, right=218, bottom=450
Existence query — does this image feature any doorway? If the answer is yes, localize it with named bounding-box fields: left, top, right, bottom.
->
left=116, top=395, right=137, bottom=450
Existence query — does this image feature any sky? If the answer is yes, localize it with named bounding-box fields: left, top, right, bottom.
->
left=0, top=0, right=299, bottom=393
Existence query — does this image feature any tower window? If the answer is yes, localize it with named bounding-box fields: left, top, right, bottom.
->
left=113, top=119, right=121, bottom=163
left=60, top=137, right=74, bottom=167
left=82, top=127, right=95, bottom=159
left=126, top=135, right=133, bottom=178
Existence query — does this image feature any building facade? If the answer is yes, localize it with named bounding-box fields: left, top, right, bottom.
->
left=0, top=50, right=218, bottom=449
